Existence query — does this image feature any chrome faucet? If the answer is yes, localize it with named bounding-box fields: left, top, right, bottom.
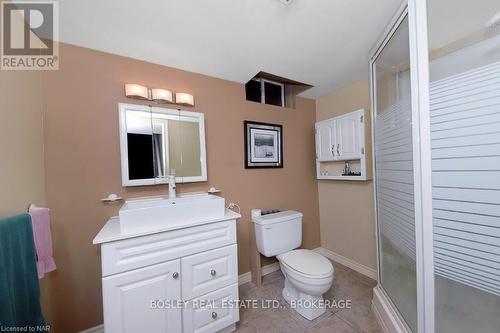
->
left=168, top=174, right=176, bottom=199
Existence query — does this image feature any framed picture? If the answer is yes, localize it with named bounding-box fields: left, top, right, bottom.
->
left=244, top=121, right=283, bottom=168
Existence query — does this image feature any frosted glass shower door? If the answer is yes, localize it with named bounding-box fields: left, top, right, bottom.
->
left=372, top=15, right=418, bottom=332
left=426, top=1, right=500, bottom=332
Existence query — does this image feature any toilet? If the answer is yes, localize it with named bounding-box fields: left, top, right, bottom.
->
left=252, top=210, right=334, bottom=320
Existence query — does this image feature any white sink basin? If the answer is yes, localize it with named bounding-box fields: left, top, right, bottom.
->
left=119, top=193, right=226, bottom=233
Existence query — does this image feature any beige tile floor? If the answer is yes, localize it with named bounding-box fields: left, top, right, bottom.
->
left=236, top=260, right=381, bottom=333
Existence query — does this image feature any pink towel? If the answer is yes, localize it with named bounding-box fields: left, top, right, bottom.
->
left=29, top=208, right=57, bottom=278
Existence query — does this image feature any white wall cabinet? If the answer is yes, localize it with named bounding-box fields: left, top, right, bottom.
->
left=315, top=109, right=368, bottom=180
left=335, top=112, right=361, bottom=160
left=316, top=120, right=335, bottom=161
left=95, top=217, right=240, bottom=333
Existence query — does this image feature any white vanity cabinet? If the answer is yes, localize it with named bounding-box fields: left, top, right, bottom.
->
left=94, top=212, right=241, bottom=333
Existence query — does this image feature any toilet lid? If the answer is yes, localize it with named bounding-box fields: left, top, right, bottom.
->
left=280, top=249, right=333, bottom=277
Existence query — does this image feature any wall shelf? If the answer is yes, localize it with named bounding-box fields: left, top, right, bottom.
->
left=318, top=175, right=367, bottom=181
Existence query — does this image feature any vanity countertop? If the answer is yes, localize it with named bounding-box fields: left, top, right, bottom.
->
left=93, top=209, right=241, bottom=245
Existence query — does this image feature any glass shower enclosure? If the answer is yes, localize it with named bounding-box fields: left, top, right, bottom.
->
left=372, top=13, right=418, bottom=332
left=370, top=1, right=500, bottom=332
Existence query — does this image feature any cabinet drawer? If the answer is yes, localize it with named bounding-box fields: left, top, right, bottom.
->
left=101, top=220, right=236, bottom=276
left=183, top=283, right=239, bottom=333
left=181, top=244, right=238, bottom=300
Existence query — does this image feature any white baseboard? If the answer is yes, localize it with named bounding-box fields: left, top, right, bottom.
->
left=313, top=247, right=377, bottom=280
left=238, top=262, right=280, bottom=285
left=79, top=324, right=104, bottom=333
left=261, top=262, right=280, bottom=276
left=372, top=286, right=411, bottom=333
left=238, top=271, right=252, bottom=285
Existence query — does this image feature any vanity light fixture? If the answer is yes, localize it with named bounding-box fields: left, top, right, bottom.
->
left=151, top=88, right=174, bottom=104
left=124, top=84, right=149, bottom=99
left=175, top=92, right=195, bottom=106
left=125, top=84, right=195, bottom=107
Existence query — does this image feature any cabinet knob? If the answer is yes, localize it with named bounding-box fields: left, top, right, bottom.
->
left=172, top=272, right=179, bottom=279
left=337, top=144, right=340, bottom=155
left=210, top=269, right=217, bottom=277
left=211, top=312, right=218, bottom=319
left=331, top=145, right=335, bottom=157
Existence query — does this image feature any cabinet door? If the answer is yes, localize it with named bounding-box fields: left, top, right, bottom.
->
left=315, top=120, right=336, bottom=161
left=336, top=112, right=361, bottom=160
left=103, top=260, right=182, bottom=333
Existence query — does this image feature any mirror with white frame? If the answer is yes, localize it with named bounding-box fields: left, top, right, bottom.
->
left=118, top=103, right=207, bottom=186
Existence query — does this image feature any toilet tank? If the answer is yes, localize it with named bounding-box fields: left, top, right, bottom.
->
left=252, top=210, right=303, bottom=257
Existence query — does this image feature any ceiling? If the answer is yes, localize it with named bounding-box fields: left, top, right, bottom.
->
left=57, top=0, right=403, bottom=98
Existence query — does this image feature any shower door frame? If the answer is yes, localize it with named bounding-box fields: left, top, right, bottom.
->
left=368, top=1, right=435, bottom=332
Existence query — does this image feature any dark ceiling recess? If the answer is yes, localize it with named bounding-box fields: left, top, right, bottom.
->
left=245, top=79, right=262, bottom=103
left=244, top=71, right=313, bottom=109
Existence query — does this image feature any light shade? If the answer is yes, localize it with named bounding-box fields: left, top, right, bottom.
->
left=151, top=88, right=173, bottom=103
left=175, top=92, right=195, bottom=106
left=125, top=84, right=149, bottom=99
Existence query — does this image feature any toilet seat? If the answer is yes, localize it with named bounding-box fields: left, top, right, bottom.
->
left=279, top=249, right=333, bottom=278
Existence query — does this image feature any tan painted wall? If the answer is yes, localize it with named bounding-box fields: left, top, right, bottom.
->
left=315, top=80, right=377, bottom=270
left=40, top=43, right=320, bottom=332
left=149, top=116, right=202, bottom=177
left=0, top=71, right=46, bottom=217
left=167, top=120, right=201, bottom=177
left=0, top=69, right=53, bottom=326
